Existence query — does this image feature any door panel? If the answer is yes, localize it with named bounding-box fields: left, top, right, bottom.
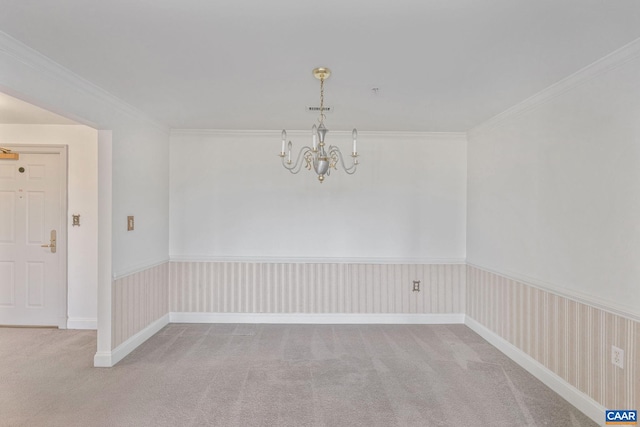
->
left=26, top=262, right=45, bottom=307
left=27, top=191, right=45, bottom=243
left=0, top=151, right=64, bottom=326
left=0, top=261, right=15, bottom=306
left=0, top=191, right=15, bottom=242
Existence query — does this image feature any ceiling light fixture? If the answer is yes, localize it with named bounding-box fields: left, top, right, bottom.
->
left=279, top=67, right=359, bottom=183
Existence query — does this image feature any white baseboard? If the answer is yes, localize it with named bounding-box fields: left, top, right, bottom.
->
left=170, top=312, right=465, bottom=324
left=93, top=313, right=463, bottom=367
left=93, top=351, right=112, bottom=368
left=93, top=313, right=170, bottom=368
left=464, top=316, right=604, bottom=425
left=67, top=317, right=97, bottom=330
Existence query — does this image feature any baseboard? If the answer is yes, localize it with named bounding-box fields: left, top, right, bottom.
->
left=93, top=313, right=463, bottom=367
left=93, top=313, right=170, bottom=367
left=67, top=317, right=97, bottom=330
left=93, top=351, right=113, bottom=368
left=170, top=312, right=465, bottom=324
left=464, top=316, right=604, bottom=425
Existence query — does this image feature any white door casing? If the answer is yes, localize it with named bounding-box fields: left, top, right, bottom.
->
left=0, top=145, right=67, bottom=328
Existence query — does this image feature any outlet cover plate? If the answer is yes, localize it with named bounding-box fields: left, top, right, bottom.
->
left=612, top=345, right=624, bottom=369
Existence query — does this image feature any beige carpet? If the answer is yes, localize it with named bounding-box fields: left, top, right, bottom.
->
left=0, top=324, right=596, bottom=427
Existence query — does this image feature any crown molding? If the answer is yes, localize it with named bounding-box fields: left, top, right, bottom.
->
left=169, top=255, right=466, bottom=265
left=0, top=31, right=168, bottom=132
left=468, top=36, right=640, bottom=138
left=170, top=128, right=467, bottom=140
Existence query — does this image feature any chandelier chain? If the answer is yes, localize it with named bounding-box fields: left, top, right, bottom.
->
left=279, top=66, right=358, bottom=183
left=319, top=77, right=325, bottom=124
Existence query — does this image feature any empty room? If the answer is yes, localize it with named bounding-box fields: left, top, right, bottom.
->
left=0, top=1, right=638, bottom=426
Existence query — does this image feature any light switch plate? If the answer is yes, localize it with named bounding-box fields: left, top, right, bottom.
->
left=127, top=216, right=134, bottom=231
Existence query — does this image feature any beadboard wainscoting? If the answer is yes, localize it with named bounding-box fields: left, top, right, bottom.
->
left=466, top=265, right=639, bottom=421
left=112, top=262, right=170, bottom=350
left=169, top=262, right=466, bottom=322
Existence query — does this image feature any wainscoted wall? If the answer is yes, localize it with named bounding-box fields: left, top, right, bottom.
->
left=169, top=262, right=465, bottom=316
left=112, top=262, right=170, bottom=349
left=466, top=265, right=638, bottom=412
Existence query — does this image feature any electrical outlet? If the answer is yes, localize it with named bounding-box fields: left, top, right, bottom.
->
left=412, top=280, right=420, bottom=292
left=612, top=345, right=624, bottom=369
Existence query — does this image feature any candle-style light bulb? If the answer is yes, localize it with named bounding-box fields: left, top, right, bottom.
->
left=287, top=141, right=292, bottom=163
left=312, top=125, right=318, bottom=151
left=281, top=130, right=287, bottom=155
left=352, top=128, right=358, bottom=154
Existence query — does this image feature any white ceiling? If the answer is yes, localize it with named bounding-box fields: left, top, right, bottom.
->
left=0, top=92, right=78, bottom=125
left=1, top=0, right=640, bottom=131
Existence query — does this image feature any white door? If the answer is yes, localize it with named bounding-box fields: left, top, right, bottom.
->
left=0, top=149, right=66, bottom=327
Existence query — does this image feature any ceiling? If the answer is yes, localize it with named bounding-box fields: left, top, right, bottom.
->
left=0, top=92, right=78, bottom=125
left=1, top=0, right=640, bottom=132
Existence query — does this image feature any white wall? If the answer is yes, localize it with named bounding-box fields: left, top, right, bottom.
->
left=170, top=131, right=467, bottom=262
left=467, top=48, right=640, bottom=319
left=0, top=33, right=171, bottom=279
left=1, top=32, right=170, bottom=356
left=0, top=124, right=98, bottom=328
left=110, top=123, right=170, bottom=277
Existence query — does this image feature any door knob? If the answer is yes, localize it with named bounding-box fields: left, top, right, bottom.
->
left=41, top=230, right=57, bottom=253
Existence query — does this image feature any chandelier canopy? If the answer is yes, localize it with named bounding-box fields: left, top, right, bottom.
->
left=279, top=67, right=359, bottom=183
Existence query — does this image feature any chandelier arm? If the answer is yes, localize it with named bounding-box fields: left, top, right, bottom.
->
left=281, top=146, right=314, bottom=174
left=328, top=146, right=359, bottom=175
left=279, top=67, right=360, bottom=183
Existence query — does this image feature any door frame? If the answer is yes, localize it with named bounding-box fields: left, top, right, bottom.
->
left=2, top=144, right=68, bottom=328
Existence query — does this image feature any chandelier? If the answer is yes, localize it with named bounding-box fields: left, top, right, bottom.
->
left=279, top=67, right=359, bottom=183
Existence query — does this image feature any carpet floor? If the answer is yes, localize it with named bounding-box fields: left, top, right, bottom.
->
left=0, top=324, right=596, bottom=427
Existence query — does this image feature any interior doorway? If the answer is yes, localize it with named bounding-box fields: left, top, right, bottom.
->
left=0, top=92, right=100, bottom=330
left=0, top=146, right=68, bottom=327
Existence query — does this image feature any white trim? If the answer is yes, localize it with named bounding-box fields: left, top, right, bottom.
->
left=95, top=312, right=463, bottom=367
left=170, top=128, right=468, bottom=140
left=0, top=31, right=167, bottom=131
left=170, top=312, right=465, bottom=324
left=0, top=144, right=67, bottom=154
left=464, top=316, right=604, bottom=425
left=468, top=36, right=640, bottom=138
left=67, top=317, right=97, bottom=330
left=169, top=256, right=466, bottom=265
left=93, top=313, right=169, bottom=367
left=1, top=145, right=69, bottom=329
left=95, top=131, right=113, bottom=362
left=112, top=258, right=169, bottom=280
left=467, top=262, right=640, bottom=323
left=93, top=351, right=113, bottom=368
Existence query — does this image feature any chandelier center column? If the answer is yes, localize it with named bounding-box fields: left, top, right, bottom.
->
left=278, top=67, right=359, bottom=184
